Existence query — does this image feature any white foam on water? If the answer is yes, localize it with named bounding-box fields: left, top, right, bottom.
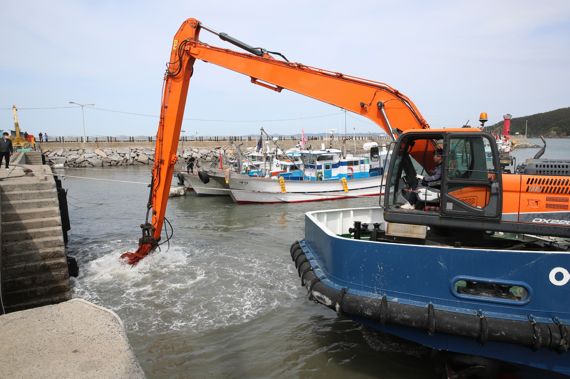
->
left=72, top=240, right=299, bottom=335
left=73, top=243, right=205, bottom=330
left=174, top=248, right=299, bottom=333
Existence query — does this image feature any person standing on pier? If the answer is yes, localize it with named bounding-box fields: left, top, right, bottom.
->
left=0, top=132, right=14, bottom=170
left=187, top=156, right=196, bottom=173
left=38, top=132, right=43, bottom=142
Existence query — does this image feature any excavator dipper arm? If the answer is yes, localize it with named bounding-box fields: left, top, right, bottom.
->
left=121, top=18, right=429, bottom=264
left=121, top=20, right=201, bottom=264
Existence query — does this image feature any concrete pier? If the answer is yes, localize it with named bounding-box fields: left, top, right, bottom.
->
left=0, top=152, right=144, bottom=377
left=0, top=298, right=144, bottom=378
left=0, top=151, right=71, bottom=312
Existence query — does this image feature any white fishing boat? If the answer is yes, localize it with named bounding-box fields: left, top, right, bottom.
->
left=229, top=175, right=382, bottom=203
left=178, top=139, right=387, bottom=202
left=179, top=169, right=234, bottom=196
left=177, top=147, right=284, bottom=196
left=228, top=147, right=386, bottom=204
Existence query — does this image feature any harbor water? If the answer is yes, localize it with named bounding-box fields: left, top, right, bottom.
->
left=65, top=139, right=566, bottom=378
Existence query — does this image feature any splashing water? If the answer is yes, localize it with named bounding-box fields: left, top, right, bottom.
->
left=65, top=167, right=430, bottom=378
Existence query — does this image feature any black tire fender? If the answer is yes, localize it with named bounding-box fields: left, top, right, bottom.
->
left=198, top=170, right=210, bottom=184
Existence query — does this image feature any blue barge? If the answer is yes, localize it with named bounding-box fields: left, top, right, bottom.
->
left=292, top=207, right=570, bottom=376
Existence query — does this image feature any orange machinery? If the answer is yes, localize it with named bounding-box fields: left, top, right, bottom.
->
left=11, top=105, right=33, bottom=150
left=382, top=127, right=570, bottom=238
left=121, top=18, right=569, bottom=264
left=120, top=18, right=433, bottom=264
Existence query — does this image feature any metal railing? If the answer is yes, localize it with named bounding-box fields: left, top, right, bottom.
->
left=39, top=135, right=388, bottom=143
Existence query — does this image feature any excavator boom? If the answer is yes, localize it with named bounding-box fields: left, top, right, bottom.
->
left=186, top=41, right=428, bottom=138
left=122, top=18, right=428, bottom=264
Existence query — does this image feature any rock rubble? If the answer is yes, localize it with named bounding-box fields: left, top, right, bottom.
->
left=41, top=147, right=224, bottom=168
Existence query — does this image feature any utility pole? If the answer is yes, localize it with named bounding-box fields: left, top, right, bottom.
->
left=69, top=101, right=95, bottom=143
left=343, top=109, right=347, bottom=138
left=353, top=127, right=356, bottom=154
left=341, top=109, right=348, bottom=158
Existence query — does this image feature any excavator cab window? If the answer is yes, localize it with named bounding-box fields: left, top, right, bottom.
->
left=384, top=131, right=502, bottom=221
left=385, top=133, right=443, bottom=210
left=441, top=133, right=502, bottom=220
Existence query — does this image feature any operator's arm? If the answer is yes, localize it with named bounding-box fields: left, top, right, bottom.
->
left=422, top=165, right=442, bottom=183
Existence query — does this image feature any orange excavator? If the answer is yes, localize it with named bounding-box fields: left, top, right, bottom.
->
left=121, top=18, right=570, bottom=264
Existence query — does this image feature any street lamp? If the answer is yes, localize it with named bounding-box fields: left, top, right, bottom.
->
left=69, top=101, right=94, bottom=143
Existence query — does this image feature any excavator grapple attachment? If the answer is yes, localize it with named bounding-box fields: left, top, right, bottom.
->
left=120, top=243, right=156, bottom=266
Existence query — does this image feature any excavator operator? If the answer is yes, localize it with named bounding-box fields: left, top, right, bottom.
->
left=401, top=147, right=444, bottom=209
left=420, top=148, right=443, bottom=186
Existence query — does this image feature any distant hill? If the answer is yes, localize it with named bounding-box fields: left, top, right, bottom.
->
left=488, top=107, right=570, bottom=137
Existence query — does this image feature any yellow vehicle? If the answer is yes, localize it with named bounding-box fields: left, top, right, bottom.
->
left=11, top=105, right=34, bottom=151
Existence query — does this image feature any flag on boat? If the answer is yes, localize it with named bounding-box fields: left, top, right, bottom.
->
left=256, top=133, right=263, bottom=153
left=301, top=129, right=307, bottom=148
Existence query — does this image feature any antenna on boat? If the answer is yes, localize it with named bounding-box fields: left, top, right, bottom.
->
left=327, top=129, right=336, bottom=150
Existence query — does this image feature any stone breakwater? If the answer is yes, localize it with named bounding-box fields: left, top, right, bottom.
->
left=42, top=147, right=216, bottom=168
left=40, top=137, right=384, bottom=168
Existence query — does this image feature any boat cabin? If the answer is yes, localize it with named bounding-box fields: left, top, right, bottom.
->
left=301, top=149, right=373, bottom=181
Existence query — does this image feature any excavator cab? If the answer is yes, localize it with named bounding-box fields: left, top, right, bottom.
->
left=383, top=129, right=503, bottom=229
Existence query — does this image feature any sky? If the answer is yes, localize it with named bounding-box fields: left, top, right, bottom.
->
left=1, top=0, right=569, bottom=138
